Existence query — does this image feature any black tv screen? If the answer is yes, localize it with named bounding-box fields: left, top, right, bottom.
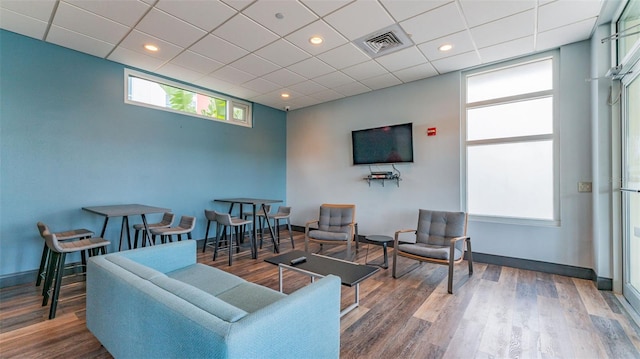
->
left=352, top=122, right=414, bottom=165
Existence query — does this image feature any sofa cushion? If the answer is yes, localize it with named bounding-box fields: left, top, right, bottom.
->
left=105, top=255, right=166, bottom=281
left=167, top=263, right=246, bottom=296
left=151, top=276, right=248, bottom=323
left=216, top=282, right=286, bottom=313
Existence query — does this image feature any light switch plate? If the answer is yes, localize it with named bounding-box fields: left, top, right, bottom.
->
left=578, top=182, right=592, bottom=193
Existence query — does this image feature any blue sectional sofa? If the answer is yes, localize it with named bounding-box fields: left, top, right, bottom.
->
left=86, top=240, right=341, bottom=359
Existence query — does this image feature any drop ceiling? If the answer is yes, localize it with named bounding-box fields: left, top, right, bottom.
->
left=0, top=0, right=607, bottom=111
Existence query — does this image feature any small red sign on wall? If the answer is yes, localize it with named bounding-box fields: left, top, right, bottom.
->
left=427, top=127, right=437, bottom=136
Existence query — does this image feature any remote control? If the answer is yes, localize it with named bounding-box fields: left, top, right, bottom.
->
left=290, top=256, right=307, bottom=265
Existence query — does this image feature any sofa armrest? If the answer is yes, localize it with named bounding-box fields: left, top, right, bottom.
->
left=226, top=275, right=341, bottom=359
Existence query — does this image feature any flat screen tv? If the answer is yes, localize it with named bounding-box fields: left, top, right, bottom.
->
left=351, top=122, right=414, bottom=165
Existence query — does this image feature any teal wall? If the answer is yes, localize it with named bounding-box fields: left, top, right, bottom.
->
left=0, top=30, right=287, bottom=280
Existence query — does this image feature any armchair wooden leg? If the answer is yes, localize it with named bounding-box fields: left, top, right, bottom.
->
left=448, top=258, right=454, bottom=294
left=466, top=238, right=473, bottom=275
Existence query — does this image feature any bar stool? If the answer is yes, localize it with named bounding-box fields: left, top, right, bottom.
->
left=270, top=206, right=295, bottom=249
left=202, top=209, right=219, bottom=253
left=35, top=222, right=94, bottom=287
left=42, top=232, right=110, bottom=319
left=243, top=205, right=271, bottom=239
left=150, top=215, right=196, bottom=244
left=132, top=212, right=174, bottom=248
left=214, top=211, right=254, bottom=266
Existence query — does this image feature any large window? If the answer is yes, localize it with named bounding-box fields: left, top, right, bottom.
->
left=464, top=55, right=558, bottom=224
left=125, top=69, right=252, bottom=127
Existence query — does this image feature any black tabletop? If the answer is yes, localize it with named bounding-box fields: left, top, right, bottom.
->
left=265, top=250, right=379, bottom=287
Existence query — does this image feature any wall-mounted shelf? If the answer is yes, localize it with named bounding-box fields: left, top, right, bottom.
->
left=364, top=175, right=401, bottom=187
left=363, top=164, right=402, bottom=187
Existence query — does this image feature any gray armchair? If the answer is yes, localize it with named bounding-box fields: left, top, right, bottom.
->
left=392, top=209, right=473, bottom=293
left=305, top=204, right=357, bottom=259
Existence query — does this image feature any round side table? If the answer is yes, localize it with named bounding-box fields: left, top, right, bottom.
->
left=365, top=235, right=393, bottom=269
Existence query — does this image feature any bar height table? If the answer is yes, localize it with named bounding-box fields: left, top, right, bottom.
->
left=213, top=198, right=282, bottom=259
left=82, top=204, right=170, bottom=251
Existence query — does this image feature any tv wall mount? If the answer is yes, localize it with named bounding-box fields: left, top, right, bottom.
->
left=364, top=165, right=401, bottom=187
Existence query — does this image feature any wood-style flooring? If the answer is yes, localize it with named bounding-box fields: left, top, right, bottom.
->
left=1, top=231, right=640, bottom=358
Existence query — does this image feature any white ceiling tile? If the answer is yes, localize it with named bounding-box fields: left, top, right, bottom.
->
left=221, top=0, right=254, bottom=11
left=334, top=81, right=371, bottom=96
left=478, top=36, right=534, bottom=63
left=418, top=30, right=475, bottom=61
left=288, top=57, right=336, bottom=78
left=536, top=17, right=597, bottom=52
left=227, top=86, right=261, bottom=100
left=135, top=8, right=206, bottom=47
left=288, top=95, right=323, bottom=109
left=1, top=0, right=56, bottom=22
left=300, top=0, right=353, bottom=17
left=243, top=0, right=318, bottom=36
left=52, top=2, right=129, bottom=44
left=108, top=46, right=165, bottom=71
left=119, top=30, right=184, bottom=61
left=359, top=73, right=402, bottom=90
left=170, top=50, right=224, bottom=74
left=189, top=34, right=249, bottom=64
left=288, top=80, right=328, bottom=95
left=64, top=0, right=150, bottom=27
left=342, top=60, right=388, bottom=80
left=194, top=75, right=236, bottom=92
left=285, top=20, right=348, bottom=55
left=431, top=50, right=480, bottom=74
left=470, top=9, right=534, bottom=48
left=0, top=8, right=48, bottom=40
left=155, top=63, right=205, bottom=83
left=262, top=68, right=306, bottom=87
left=255, top=39, right=311, bottom=67
left=399, top=2, right=466, bottom=44
left=212, top=13, right=279, bottom=52
left=394, top=62, right=439, bottom=82
left=47, top=25, right=114, bottom=58
left=230, top=54, right=279, bottom=77
left=241, top=77, right=281, bottom=93
left=310, top=88, right=344, bottom=102
left=376, top=46, right=427, bottom=72
left=380, top=0, right=450, bottom=22
left=313, top=71, right=355, bottom=87
left=538, top=0, right=603, bottom=32
left=324, top=0, right=395, bottom=40
left=459, top=0, right=536, bottom=27
left=155, top=0, right=237, bottom=31
left=316, top=43, right=369, bottom=69
left=210, top=65, right=256, bottom=85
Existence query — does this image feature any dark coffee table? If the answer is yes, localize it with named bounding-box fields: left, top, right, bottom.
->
left=265, top=250, right=379, bottom=317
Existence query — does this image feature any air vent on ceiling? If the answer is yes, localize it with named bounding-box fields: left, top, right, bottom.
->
left=354, top=24, right=413, bottom=58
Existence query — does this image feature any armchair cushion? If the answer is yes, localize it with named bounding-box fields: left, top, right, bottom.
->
left=397, top=243, right=462, bottom=261
left=307, top=230, right=350, bottom=241
left=318, top=206, right=354, bottom=233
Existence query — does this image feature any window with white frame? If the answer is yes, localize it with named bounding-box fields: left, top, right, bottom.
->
left=464, top=55, right=558, bottom=224
left=124, top=69, right=252, bottom=127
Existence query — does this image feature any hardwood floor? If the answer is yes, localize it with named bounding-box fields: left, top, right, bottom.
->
left=1, top=231, right=639, bottom=358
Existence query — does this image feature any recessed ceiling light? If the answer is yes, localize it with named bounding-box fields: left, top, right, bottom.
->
left=281, top=93, right=290, bottom=98
left=144, top=44, right=159, bottom=52
left=309, top=36, right=323, bottom=45
left=438, top=44, right=453, bottom=52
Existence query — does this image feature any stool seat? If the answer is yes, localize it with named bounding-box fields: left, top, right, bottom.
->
left=149, top=215, right=195, bottom=244
left=133, top=212, right=174, bottom=248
